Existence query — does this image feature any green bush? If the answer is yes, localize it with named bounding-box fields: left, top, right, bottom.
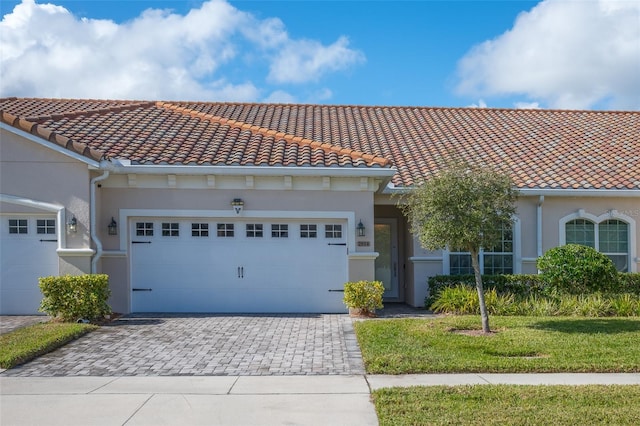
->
left=618, top=273, right=640, bottom=295
left=426, top=274, right=545, bottom=306
left=39, top=274, right=111, bottom=322
left=343, top=280, right=384, bottom=314
left=430, top=286, right=640, bottom=317
left=537, top=244, right=619, bottom=294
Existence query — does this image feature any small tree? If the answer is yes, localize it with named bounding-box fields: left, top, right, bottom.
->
left=400, top=162, right=518, bottom=333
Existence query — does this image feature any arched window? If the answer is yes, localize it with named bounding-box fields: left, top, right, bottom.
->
left=565, top=219, right=595, bottom=248
left=563, top=217, right=629, bottom=272
left=598, top=220, right=629, bottom=272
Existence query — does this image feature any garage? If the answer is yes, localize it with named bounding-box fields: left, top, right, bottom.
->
left=1, top=215, right=59, bottom=314
left=130, top=217, right=349, bottom=313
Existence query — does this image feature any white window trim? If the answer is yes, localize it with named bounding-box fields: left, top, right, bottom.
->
left=559, top=209, right=637, bottom=272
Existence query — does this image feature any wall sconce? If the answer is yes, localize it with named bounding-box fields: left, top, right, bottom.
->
left=231, top=198, right=244, bottom=215
left=67, top=216, right=77, bottom=233
left=108, top=217, right=118, bottom=235
left=356, top=220, right=366, bottom=237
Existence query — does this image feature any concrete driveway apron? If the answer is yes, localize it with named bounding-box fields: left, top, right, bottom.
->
left=2, top=314, right=365, bottom=377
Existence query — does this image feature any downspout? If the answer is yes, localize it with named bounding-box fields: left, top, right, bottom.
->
left=536, top=195, right=544, bottom=259
left=90, top=170, right=110, bottom=273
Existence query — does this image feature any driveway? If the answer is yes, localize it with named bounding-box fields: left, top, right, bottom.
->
left=2, top=314, right=364, bottom=377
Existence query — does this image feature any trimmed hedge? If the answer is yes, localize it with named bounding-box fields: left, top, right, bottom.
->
left=39, top=274, right=111, bottom=322
left=426, top=272, right=640, bottom=307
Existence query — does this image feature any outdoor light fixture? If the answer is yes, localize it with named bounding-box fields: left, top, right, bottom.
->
left=67, top=216, right=77, bottom=233
left=356, top=220, right=366, bottom=237
left=108, top=217, right=118, bottom=236
left=231, top=198, right=244, bottom=215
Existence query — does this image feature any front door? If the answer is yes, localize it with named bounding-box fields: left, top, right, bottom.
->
left=375, top=219, right=399, bottom=299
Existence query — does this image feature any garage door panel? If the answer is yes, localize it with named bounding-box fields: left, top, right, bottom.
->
left=131, top=218, right=348, bottom=313
left=1, top=216, right=58, bottom=314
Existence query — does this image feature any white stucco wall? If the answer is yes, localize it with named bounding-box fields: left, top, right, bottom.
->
left=0, top=128, right=93, bottom=275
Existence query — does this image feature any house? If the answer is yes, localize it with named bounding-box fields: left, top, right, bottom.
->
left=1, top=98, right=638, bottom=315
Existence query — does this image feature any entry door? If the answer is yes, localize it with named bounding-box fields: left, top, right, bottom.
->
left=375, top=219, right=399, bottom=299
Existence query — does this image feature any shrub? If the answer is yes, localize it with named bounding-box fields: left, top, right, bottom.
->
left=430, top=284, right=478, bottom=314
left=39, top=274, right=111, bottom=322
left=426, top=274, right=545, bottom=306
left=618, top=273, right=640, bottom=295
left=536, top=244, right=619, bottom=294
left=343, top=280, right=384, bottom=314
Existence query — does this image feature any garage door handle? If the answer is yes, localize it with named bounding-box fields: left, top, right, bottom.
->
left=237, top=267, right=244, bottom=278
left=39, top=239, right=58, bottom=242
left=328, top=243, right=347, bottom=246
left=132, top=241, right=152, bottom=244
left=132, top=288, right=152, bottom=292
left=328, top=289, right=344, bottom=292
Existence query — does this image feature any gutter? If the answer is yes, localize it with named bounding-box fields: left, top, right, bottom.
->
left=90, top=170, right=110, bottom=273
left=101, top=159, right=397, bottom=179
left=383, top=183, right=640, bottom=197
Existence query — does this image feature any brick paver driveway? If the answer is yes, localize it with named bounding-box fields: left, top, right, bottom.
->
left=2, top=314, right=364, bottom=377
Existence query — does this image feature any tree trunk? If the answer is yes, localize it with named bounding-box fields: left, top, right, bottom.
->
left=470, top=248, right=490, bottom=333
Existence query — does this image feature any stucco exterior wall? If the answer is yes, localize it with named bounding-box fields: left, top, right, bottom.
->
left=95, top=177, right=377, bottom=313
left=376, top=192, right=640, bottom=307
left=1, top=129, right=93, bottom=275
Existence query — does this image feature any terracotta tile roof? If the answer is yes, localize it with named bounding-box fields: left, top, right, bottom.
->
left=1, top=98, right=639, bottom=190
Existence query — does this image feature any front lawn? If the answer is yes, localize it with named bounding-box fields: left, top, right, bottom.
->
left=0, top=322, right=97, bottom=369
left=373, top=385, right=640, bottom=426
left=355, top=316, right=640, bottom=374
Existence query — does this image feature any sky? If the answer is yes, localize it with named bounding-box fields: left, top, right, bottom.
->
left=1, top=0, right=639, bottom=110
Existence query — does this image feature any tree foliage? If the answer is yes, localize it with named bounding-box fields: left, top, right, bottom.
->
left=399, top=162, right=518, bottom=332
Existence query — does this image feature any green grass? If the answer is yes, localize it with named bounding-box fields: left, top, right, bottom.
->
left=373, top=385, right=640, bottom=426
left=0, top=322, right=97, bottom=368
left=355, top=316, right=640, bottom=374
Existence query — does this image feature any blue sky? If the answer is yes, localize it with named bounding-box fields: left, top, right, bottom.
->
left=1, top=0, right=639, bottom=110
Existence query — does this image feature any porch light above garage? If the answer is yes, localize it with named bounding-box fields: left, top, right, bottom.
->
left=231, top=198, right=244, bottom=215
left=108, top=217, right=118, bottom=235
left=357, top=220, right=366, bottom=237
left=67, top=216, right=77, bottom=233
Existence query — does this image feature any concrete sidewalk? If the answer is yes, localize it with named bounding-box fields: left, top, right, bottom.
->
left=2, top=374, right=640, bottom=426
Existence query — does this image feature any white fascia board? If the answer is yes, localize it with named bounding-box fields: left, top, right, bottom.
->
left=518, top=188, right=640, bottom=197
left=103, top=160, right=396, bottom=179
left=383, top=183, right=640, bottom=198
left=1, top=123, right=100, bottom=169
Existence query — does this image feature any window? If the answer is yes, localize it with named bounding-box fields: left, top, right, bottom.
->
left=8, top=219, right=28, bottom=234
left=449, top=223, right=514, bottom=275
left=271, top=224, right=288, bottom=238
left=217, top=223, right=234, bottom=237
left=565, top=219, right=595, bottom=248
left=192, top=223, right=209, bottom=237
left=162, top=222, right=179, bottom=237
left=37, top=219, right=56, bottom=235
left=136, top=222, right=154, bottom=236
left=564, top=218, right=629, bottom=272
left=300, top=224, right=317, bottom=238
left=246, top=224, right=263, bottom=238
left=325, top=224, right=342, bottom=239
left=599, top=220, right=629, bottom=272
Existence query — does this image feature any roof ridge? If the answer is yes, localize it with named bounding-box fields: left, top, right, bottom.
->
left=167, top=100, right=640, bottom=115
left=0, top=110, right=104, bottom=162
left=156, top=101, right=392, bottom=167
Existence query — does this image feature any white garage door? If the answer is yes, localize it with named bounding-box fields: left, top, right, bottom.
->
left=1, top=216, right=59, bottom=314
left=130, top=218, right=348, bottom=313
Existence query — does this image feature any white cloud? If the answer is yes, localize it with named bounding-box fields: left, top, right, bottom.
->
left=0, top=0, right=364, bottom=101
left=468, top=99, right=488, bottom=108
left=268, top=36, right=365, bottom=84
left=514, top=101, right=540, bottom=110
left=455, top=0, right=640, bottom=110
left=263, top=90, right=296, bottom=104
